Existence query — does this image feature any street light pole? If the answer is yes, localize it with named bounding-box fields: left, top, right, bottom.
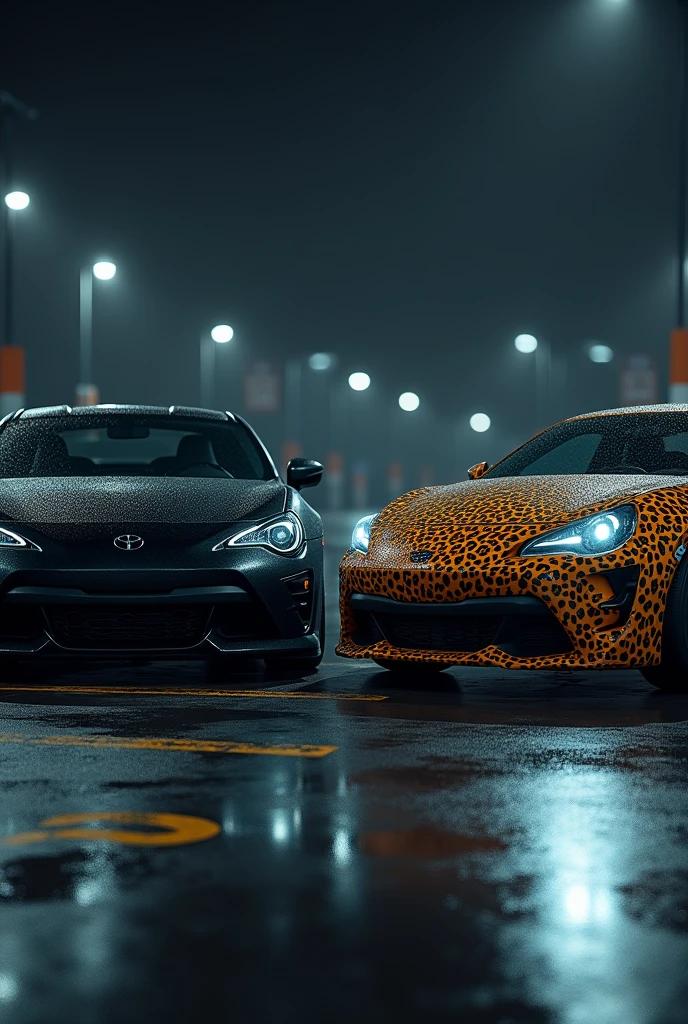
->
left=670, top=0, right=688, bottom=400
left=0, top=92, right=37, bottom=416
left=678, top=0, right=688, bottom=329
left=77, top=261, right=116, bottom=406
left=0, top=92, right=37, bottom=349
left=2, top=110, right=14, bottom=351
left=79, top=266, right=93, bottom=389
left=200, top=325, right=234, bottom=409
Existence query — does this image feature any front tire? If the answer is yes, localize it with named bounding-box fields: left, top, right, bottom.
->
left=640, top=556, right=688, bottom=691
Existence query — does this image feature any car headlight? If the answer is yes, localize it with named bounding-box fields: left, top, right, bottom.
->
left=213, top=513, right=304, bottom=555
left=0, top=528, right=40, bottom=550
left=351, top=514, right=378, bottom=554
left=520, top=504, right=637, bottom=557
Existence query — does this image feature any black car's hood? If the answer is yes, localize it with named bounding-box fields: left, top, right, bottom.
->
left=0, top=477, right=287, bottom=524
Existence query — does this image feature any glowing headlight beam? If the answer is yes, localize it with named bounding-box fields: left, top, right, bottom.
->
left=520, top=506, right=637, bottom=557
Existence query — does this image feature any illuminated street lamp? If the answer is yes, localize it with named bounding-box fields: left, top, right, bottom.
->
left=77, top=260, right=117, bottom=406
left=2, top=190, right=30, bottom=356
left=514, top=333, right=538, bottom=354
left=348, top=372, right=371, bottom=391
left=399, top=391, right=420, bottom=412
left=1, top=91, right=38, bottom=366
left=514, top=332, right=551, bottom=429
left=588, top=343, right=614, bottom=364
left=470, top=413, right=491, bottom=433
left=200, top=324, right=235, bottom=408
left=285, top=353, right=339, bottom=451
left=210, top=324, right=234, bottom=344
left=4, top=191, right=29, bottom=211
left=93, top=261, right=116, bottom=281
left=308, top=352, right=335, bottom=371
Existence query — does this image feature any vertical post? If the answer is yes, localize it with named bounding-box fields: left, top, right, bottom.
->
left=200, top=332, right=216, bottom=409
left=2, top=108, right=13, bottom=348
left=534, top=342, right=551, bottom=429
left=678, top=0, right=688, bottom=330
left=670, top=1, right=688, bottom=402
left=79, top=266, right=93, bottom=387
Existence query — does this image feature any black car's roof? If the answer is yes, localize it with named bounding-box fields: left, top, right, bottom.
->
left=7, top=404, right=233, bottom=422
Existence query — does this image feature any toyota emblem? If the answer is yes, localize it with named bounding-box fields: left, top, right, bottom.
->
left=114, top=534, right=144, bottom=551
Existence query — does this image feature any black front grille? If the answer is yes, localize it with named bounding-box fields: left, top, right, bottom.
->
left=44, top=604, right=212, bottom=649
left=496, top=616, right=573, bottom=657
left=376, top=613, right=503, bottom=653
left=357, top=601, right=573, bottom=657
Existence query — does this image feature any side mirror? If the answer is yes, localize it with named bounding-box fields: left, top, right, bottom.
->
left=468, top=461, right=489, bottom=480
left=287, top=458, right=323, bottom=490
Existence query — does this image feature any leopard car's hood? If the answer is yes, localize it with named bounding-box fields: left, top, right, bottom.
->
left=377, top=474, right=682, bottom=531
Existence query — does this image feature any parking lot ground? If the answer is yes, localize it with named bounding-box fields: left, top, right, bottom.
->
left=0, top=655, right=686, bottom=1024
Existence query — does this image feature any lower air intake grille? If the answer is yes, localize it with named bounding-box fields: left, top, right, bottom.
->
left=355, top=600, right=573, bottom=657
left=44, top=605, right=212, bottom=649
left=375, top=613, right=503, bottom=653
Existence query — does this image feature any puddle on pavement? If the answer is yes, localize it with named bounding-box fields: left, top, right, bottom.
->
left=350, top=760, right=502, bottom=792
left=359, top=825, right=506, bottom=859
left=0, top=850, right=157, bottom=903
left=0, top=852, right=90, bottom=901
left=618, top=870, right=688, bottom=932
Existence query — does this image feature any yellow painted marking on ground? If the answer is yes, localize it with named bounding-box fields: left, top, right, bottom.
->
left=0, top=731, right=336, bottom=758
left=0, top=684, right=387, bottom=701
left=2, top=812, right=221, bottom=848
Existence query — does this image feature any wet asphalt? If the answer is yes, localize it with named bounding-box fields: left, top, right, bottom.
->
left=0, top=514, right=686, bottom=1024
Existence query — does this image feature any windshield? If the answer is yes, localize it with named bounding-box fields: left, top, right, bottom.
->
left=0, top=415, right=276, bottom=480
left=485, top=412, right=688, bottom=478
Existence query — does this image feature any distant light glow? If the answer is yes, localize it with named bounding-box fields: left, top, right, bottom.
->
left=515, top=334, right=538, bottom=354
left=211, top=324, right=234, bottom=344
left=4, top=191, right=30, bottom=211
left=308, top=352, right=334, bottom=371
left=93, top=261, right=116, bottom=281
left=470, top=413, right=491, bottom=433
left=74, top=879, right=105, bottom=907
left=0, top=974, right=19, bottom=1002
left=398, top=391, right=420, bottom=412
left=589, top=343, right=614, bottom=364
left=348, top=372, right=371, bottom=391
left=272, top=810, right=289, bottom=844
left=333, top=828, right=352, bottom=865
left=565, top=884, right=591, bottom=925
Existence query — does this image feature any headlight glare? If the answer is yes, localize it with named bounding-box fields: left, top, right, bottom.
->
left=351, top=514, right=378, bottom=554
left=213, top=513, right=304, bottom=555
left=520, top=505, right=637, bottom=557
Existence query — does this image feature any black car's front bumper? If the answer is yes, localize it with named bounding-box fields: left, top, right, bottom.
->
left=0, top=530, right=324, bottom=660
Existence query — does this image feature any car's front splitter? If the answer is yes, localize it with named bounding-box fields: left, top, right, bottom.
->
left=337, top=550, right=675, bottom=670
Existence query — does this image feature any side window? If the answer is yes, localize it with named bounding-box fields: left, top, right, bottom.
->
left=520, top=433, right=602, bottom=475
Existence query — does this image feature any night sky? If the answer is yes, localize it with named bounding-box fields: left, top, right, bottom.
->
left=1, top=0, right=683, bottom=482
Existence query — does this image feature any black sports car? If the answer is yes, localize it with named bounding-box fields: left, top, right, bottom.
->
left=0, top=405, right=325, bottom=671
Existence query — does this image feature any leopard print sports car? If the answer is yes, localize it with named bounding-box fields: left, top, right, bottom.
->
left=337, top=405, right=688, bottom=691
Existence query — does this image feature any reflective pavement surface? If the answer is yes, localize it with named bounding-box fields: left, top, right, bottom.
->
left=0, top=517, right=685, bottom=1023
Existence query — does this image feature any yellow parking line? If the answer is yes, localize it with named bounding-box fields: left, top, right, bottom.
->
left=0, top=684, right=386, bottom=701
left=0, top=731, right=337, bottom=758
